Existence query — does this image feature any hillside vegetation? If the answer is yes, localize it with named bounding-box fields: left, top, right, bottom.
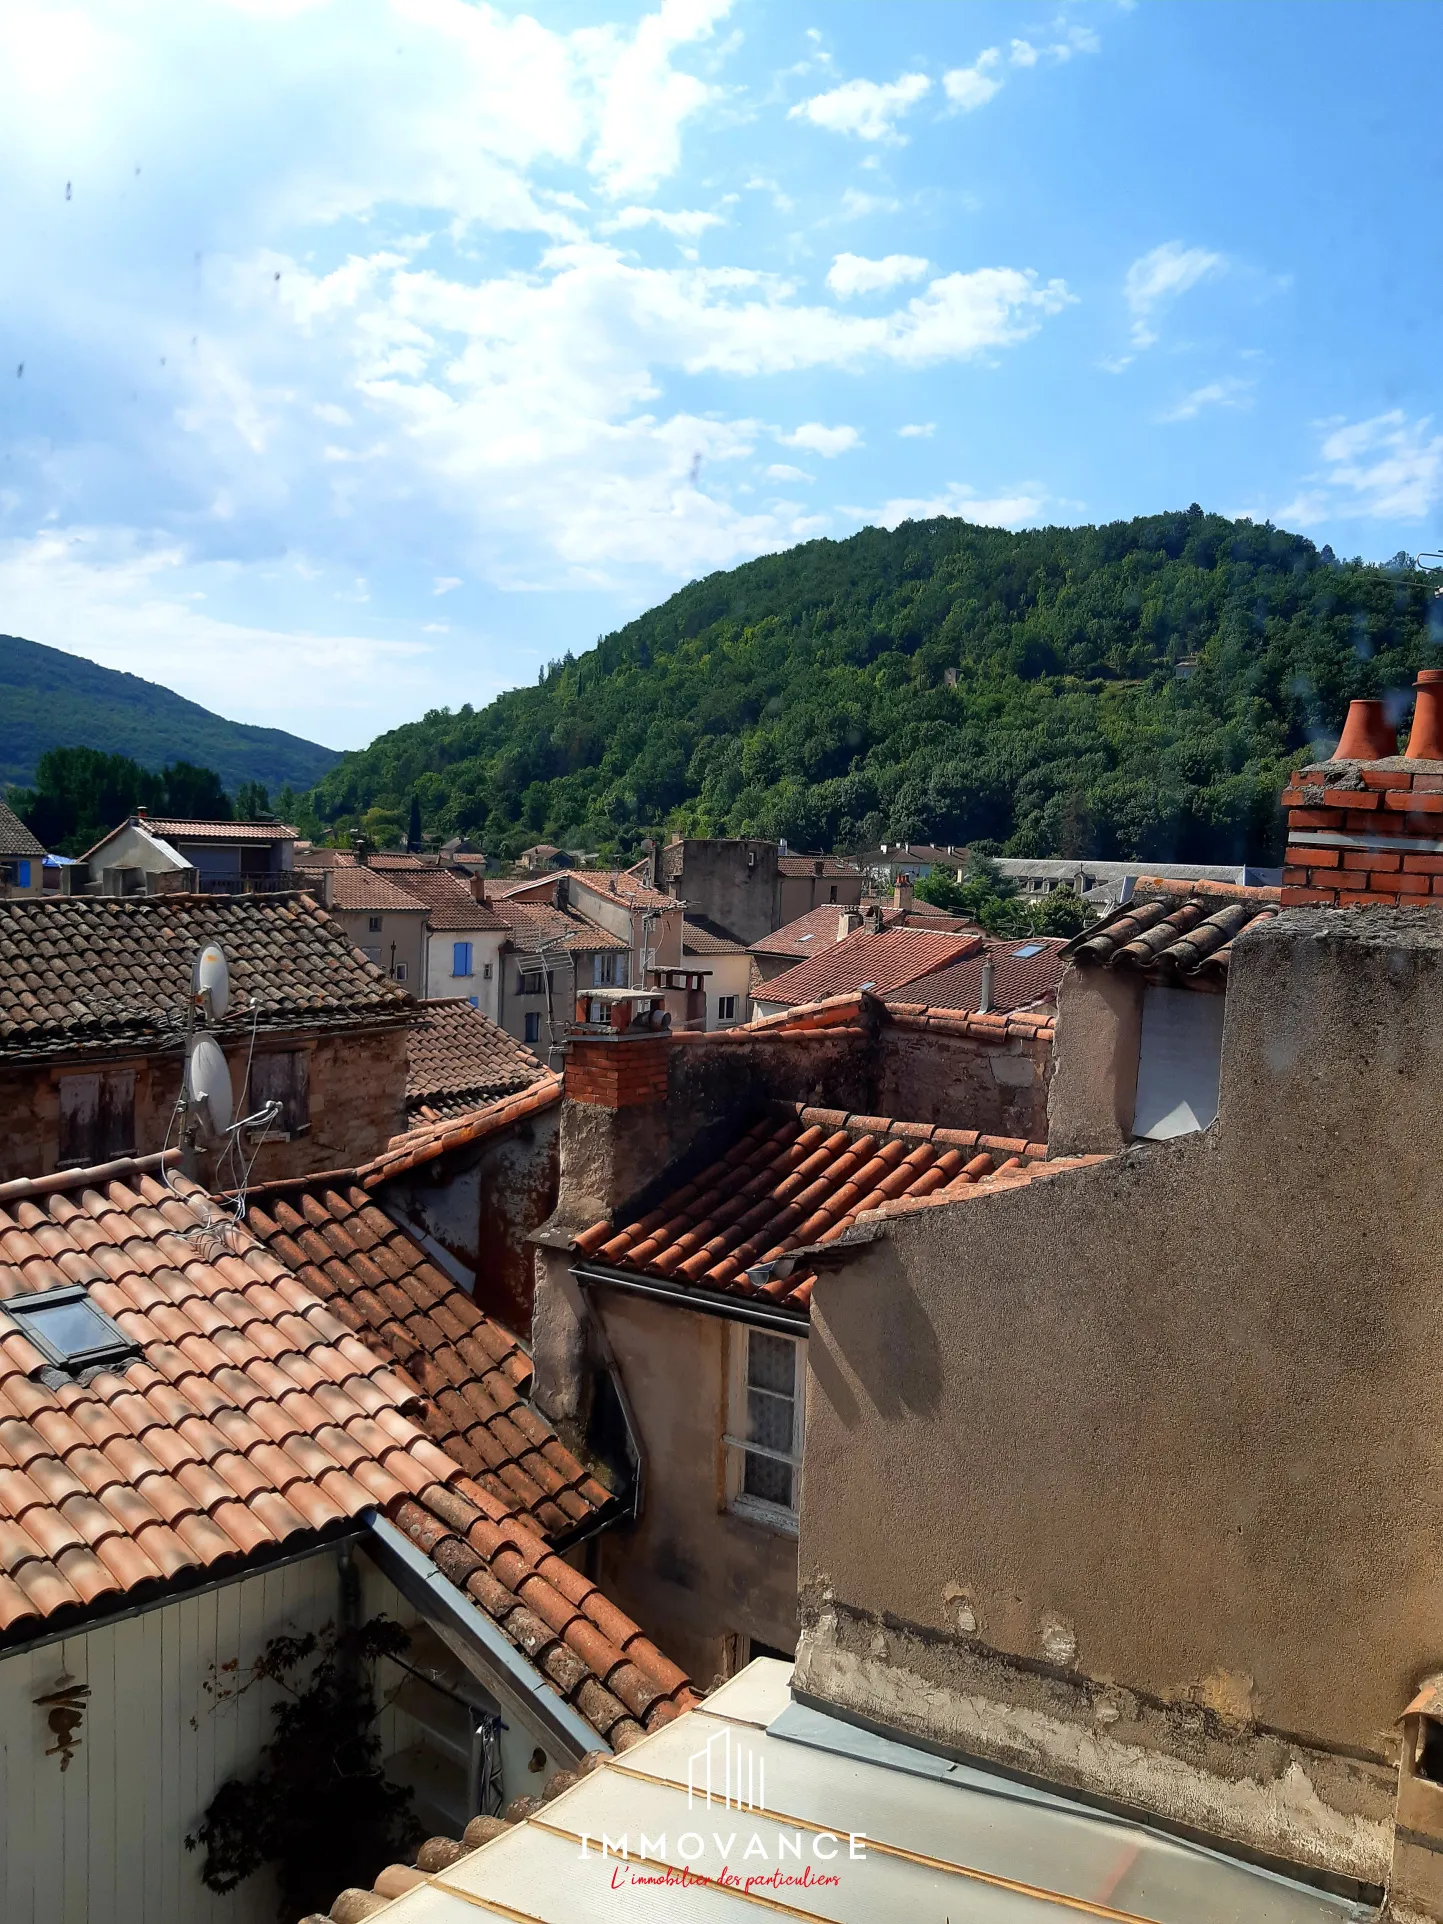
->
left=301, top=510, right=1442, bottom=865
left=0, top=633, right=340, bottom=794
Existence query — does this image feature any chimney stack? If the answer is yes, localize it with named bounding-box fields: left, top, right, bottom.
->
left=470, top=872, right=487, bottom=904
left=978, top=955, right=995, bottom=1015
left=893, top=875, right=914, bottom=913
left=837, top=910, right=863, bottom=941
left=1283, top=675, right=1443, bottom=908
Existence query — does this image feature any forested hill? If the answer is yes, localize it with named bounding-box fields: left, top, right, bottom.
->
left=303, top=510, right=1442, bottom=866
left=0, top=633, right=340, bottom=794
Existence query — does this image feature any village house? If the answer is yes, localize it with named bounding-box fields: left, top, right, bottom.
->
left=0, top=802, right=45, bottom=898
left=0, top=1147, right=696, bottom=1924
left=381, top=866, right=510, bottom=1012
left=526, top=986, right=1054, bottom=1684
left=0, top=892, right=413, bottom=1186
left=750, top=920, right=982, bottom=1019
left=77, top=812, right=298, bottom=896
left=301, top=859, right=429, bottom=988
left=656, top=837, right=863, bottom=945
left=749, top=882, right=974, bottom=984
left=680, top=918, right=752, bottom=1027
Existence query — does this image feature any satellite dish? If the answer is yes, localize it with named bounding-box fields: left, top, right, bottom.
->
left=187, top=1034, right=234, bottom=1139
left=192, top=942, right=230, bottom=1019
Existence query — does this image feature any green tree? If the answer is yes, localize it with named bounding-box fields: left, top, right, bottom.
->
left=9, top=746, right=232, bottom=855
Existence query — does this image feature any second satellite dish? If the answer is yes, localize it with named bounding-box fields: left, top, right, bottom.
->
left=193, top=942, right=231, bottom=1019
left=187, top=1034, right=234, bottom=1138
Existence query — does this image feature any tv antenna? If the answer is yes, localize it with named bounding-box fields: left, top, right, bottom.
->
left=176, top=941, right=281, bottom=1181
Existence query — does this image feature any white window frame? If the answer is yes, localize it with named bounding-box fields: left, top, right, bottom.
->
left=725, top=1325, right=804, bottom=1535
left=716, top=994, right=738, bottom=1022
left=393, top=960, right=408, bottom=983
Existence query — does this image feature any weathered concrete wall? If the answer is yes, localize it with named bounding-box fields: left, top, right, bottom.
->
left=1046, top=964, right=1144, bottom=1156
left=661, top=840, right=782, bottom=945
left=797, top=906, right=1443, bottom=1886
left=328, top=905, right=426, bottom=991
left=382, top=1104, right=560, bottom=1336
left=874, top=1025, right=1051, bottom=1142
left=0, top=1026, right=408, bottom=1186
left=590, top=1289, right=798, bottom=1687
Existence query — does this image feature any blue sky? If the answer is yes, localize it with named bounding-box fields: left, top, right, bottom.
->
left=2, top=0, right=1440, bottom=750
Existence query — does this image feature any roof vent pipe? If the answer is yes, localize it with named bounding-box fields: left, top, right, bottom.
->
left=978, top=957, right=995, bottom=1016
left=1332, top=698, right=1397, bottom=761
left=1405, top=669, right=1443, bottom=762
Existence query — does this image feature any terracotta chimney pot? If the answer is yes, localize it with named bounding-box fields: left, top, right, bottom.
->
left=1405, top=670, right=1443, bottom=763
left=1333, top=698, right=1397, bottom=762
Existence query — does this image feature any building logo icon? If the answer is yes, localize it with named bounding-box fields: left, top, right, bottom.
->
left=686, top=1725, right=766, bottom=1811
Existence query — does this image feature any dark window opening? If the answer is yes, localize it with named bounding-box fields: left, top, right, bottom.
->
left=8, top=1284, right=136, bottom=1375
left=58, top=1070, right=136, bottom=1169
left=1419, top=1719, right=1443, bottom=1784
left=518, top=970, right=543, bottom=995
left=523, top=1012, right=541, bottom=1045
left=249, top=1051, right=310, bottom=1137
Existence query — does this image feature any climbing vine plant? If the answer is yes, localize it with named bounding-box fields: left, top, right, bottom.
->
left=185, top=1614, right=422, bottom=1923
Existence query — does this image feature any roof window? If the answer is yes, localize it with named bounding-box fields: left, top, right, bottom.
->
left=7, top=1285, right=136, bottom=1375
left=1012, top=943, right=1044, bottom=958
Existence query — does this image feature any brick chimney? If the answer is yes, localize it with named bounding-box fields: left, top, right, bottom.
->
left=470, top=872, right=487, bottom=904
left=893, top=875, right=914, bottom=913
left=1283, top=677, right=1443, bottom=908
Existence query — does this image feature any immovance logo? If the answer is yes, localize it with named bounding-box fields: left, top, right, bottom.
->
left=578, top=1726, right=867, bottom=1895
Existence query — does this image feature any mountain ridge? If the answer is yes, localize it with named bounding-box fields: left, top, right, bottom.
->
left=297, top=509, right=1442, bottom=867
left=0, top=632, right=340, bottom=794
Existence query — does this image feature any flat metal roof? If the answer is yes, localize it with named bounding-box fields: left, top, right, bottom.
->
left=366, top=1661, right=1373, bottom=1922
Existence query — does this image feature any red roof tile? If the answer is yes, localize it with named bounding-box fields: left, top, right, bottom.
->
left=242, top=1177, right=611, bottom=1539
left=574, top=1104, right=1050, bottom=1313
left=564, top=870, right=674, bottom=911
left=774, top=855, right=862, bottom=878
left=888, top=937, right=1069, bottom=1015
left=406, top=1000, right=545, bottom=1119
left=0, top=803, right=45, bottom=859
left=681, top=918, right=749, bottom=957
left=504, top=903, right=628, bottom=956
left=755, top=926, right=980, bottom=1007
left=374, top=867, right=509, bottom=931
left=1064, top=883, right=1280, bottom=982
left=138, top=817, right=298, bottom=842
left=362, top=1076, right=563, bottom=1188
left=0, top=1152, right=694, bottom=1746
left=303, top=865, right=430, bottom=913
left=750, top=901, right=975, bottom=962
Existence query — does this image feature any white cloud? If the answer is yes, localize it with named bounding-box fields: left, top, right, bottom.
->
left=433, top=575, right=462, bottom=594
left=859, top=482, right=1048, bottom=530
left=826, top=252, right=930, bottom=299
left=581, top=0, right=733, bottom=198
left=1318, top=411, right=1443, bottom=519
left=781, top=423, right=861, bottom=457
left=1124, top=241, right=1226, bottom=348
left=790, top=72, right=931, bottom=143
left=764, top=463, right=812, bottom=482
left=942, top=50, right=1003, bottom=112
left=1010, top=39, right=1041, bottom=67
left=601, top=204, right=726, bottom=239
left=1158, top=376, right=1253, bottom=423
left=898, top=422, right=935, bottom=438
left=839, top=187, right=902, bottom=219
left=0, top=527, right=429, bottom=737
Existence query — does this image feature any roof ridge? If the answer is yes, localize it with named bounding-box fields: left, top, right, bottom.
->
left=0, top=1148, right=181, bottom=1205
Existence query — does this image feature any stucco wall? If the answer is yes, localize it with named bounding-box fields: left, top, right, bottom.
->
left=382, top=1103, right=560, bottom=1336
left=0, top=1026, right=409, bottom=1186
left=328, top=906, right=426, bottom=990
left=1046, top=963, right=1144, bottom=1156
left=796, top=906, right=1443, bottom=1885
left=423, top=928, right=505, bottom=1013
left=589, top=1290, right=799, bottom=1687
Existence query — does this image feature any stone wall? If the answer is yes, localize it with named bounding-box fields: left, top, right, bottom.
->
left=0, top=1024, right=409, bottom=1187
left=874, top=1019, right=1051, bottom=1143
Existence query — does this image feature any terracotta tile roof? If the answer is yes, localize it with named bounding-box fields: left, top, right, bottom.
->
left=378, top=866, right=509, bottom=931
left=0, top=1154, right=695, bottom=1746
left=889, top=937, right=1069, bottom=1015
left=0, top=893, right=409, bottom=1064
left=0, top=803, right=45, bottom=859
left=242, top=1177, right=611, bottom=1539
left=292, top=845, right=351, bottom=867
left=750, top=901, right=974, bottom=961
left=565, top=870, right=674, bottom=911
left=361, top=1077, right=563, bottom=1189
left=774, top=854, right=862, bottom=878
left=681, top=917, right=749, bottom=957
left=488, top=874, right=558, bottom=901
left=302, top=864, right=430, bottom=913
left=573, top=1104, right=1049, bottom=1314
left=755, top=926, right=979, bottom=1007
left=406, top=1000, right=546, bottom=1118
left=139, top=817, right=298, bottom=842
left=1062, top=881, right=1281, bottom=983
left=504, top=902, right=629, bottom=956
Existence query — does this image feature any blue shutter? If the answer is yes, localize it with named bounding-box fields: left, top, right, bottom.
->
left=453, top=941, right=472, bottom=976
left=17, top=861, right=30, bottom=889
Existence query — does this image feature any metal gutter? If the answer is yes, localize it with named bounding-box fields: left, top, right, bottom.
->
left=362, top=1515, right=600, bottom=1765
left=572, top=1258, right=810, bottom=1332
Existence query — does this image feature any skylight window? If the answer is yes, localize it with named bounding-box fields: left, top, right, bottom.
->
left=1012, top=943, right=1044, bottom=958
left=7, top=1285, right=135, bottom=1374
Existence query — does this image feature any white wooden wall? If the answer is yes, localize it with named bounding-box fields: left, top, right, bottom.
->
left=0, top=1549, right=421, bottom=1924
